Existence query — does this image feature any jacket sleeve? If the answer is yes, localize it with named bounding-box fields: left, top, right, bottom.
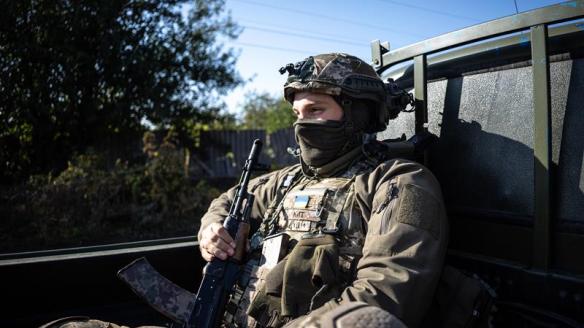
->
left=197, top=165, right=301, bottom=241
left=331, top=159, right=448, bottom=327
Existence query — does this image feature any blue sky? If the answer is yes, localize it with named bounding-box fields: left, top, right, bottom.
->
left=222, top=0, right=567, bottom=114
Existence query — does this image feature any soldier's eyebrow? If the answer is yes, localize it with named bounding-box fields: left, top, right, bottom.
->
left=304, top=100, right=326, bottom=106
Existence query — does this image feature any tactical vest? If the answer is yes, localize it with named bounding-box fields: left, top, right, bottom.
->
left=223, top=162, right=387, bottom=327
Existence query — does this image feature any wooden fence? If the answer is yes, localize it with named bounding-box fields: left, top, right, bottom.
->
left=199, top=128, right=297, bottom=177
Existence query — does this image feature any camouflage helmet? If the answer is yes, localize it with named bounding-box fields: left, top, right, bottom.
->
left=280, top=53, right=392, bottom=132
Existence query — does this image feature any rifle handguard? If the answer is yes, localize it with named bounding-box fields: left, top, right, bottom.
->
left=233, top=222, right=250, bottom=262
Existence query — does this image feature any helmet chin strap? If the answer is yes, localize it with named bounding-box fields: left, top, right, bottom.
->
left=338, top=97, right=362, bottom=156
left=340, top=97, right=354, bottom=136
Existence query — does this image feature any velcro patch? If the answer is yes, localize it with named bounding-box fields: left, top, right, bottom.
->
left=397, top=184, right=441, bottom=239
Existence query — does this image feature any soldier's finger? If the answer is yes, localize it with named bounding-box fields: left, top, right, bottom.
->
left=211, top=224, right=235, bottom=248
left=198, top=240, right=207, bottom=255
left=204, top=224, right=222, bottom=243
left=207, top=244, right=228, bottom=260
left=204, top=252, right=215, bottom=262
left=201, top=249, right=214, bottom=262
left=212, top=238, right=235, bottom=256
left=199, top=239, right=211, bottom=260
left=198, top=240, right=213, bottom=261
left=201, top=223, right=219, bottom=242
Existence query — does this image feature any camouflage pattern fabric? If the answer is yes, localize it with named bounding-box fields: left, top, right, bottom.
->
left=117, top=258, right=194, bottom=324
left=281, top=53, right=391, bottom=133
left=39, top=316, right=134, bottom=328
left=282, top=53, right=383, bottom=100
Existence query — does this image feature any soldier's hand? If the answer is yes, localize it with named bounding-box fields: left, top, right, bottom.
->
left=199, top=222, right=236, bottom=261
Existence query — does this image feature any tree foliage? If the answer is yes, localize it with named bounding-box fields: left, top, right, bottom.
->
left=0, top=0, right=241, bottom=183
left=239, top=91, right=296, bottom=133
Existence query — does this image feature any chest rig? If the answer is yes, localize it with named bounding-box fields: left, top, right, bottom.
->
left=277, top=176, right=357, bottom=241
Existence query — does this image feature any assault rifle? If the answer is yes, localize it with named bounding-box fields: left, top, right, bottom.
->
left=188, top=138, right=263, bottom=327
left=118, top=139, right=265, bottom=328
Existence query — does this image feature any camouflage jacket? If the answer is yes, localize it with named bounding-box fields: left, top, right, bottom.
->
left=198, top=146, right=448, bottom=328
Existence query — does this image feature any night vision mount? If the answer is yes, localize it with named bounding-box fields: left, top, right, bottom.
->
left=384, top=78, right=415, bottom=119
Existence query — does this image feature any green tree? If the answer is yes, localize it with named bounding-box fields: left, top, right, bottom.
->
left=239, top=91, right=296, bottom=133
left=0, top=0, right=241, bottom=183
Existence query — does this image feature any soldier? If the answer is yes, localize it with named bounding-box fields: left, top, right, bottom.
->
left=42, top=53, right=448, bottom=328
left=198, top=53, right=448, bottom=327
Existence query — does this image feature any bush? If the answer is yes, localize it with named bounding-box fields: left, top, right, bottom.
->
left=0, top=147, right=222, bottom=253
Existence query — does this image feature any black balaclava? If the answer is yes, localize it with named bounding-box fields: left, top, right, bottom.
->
left=294, top=119, right=356, bottom=167
left=294, top=97, right=372, bottom=173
